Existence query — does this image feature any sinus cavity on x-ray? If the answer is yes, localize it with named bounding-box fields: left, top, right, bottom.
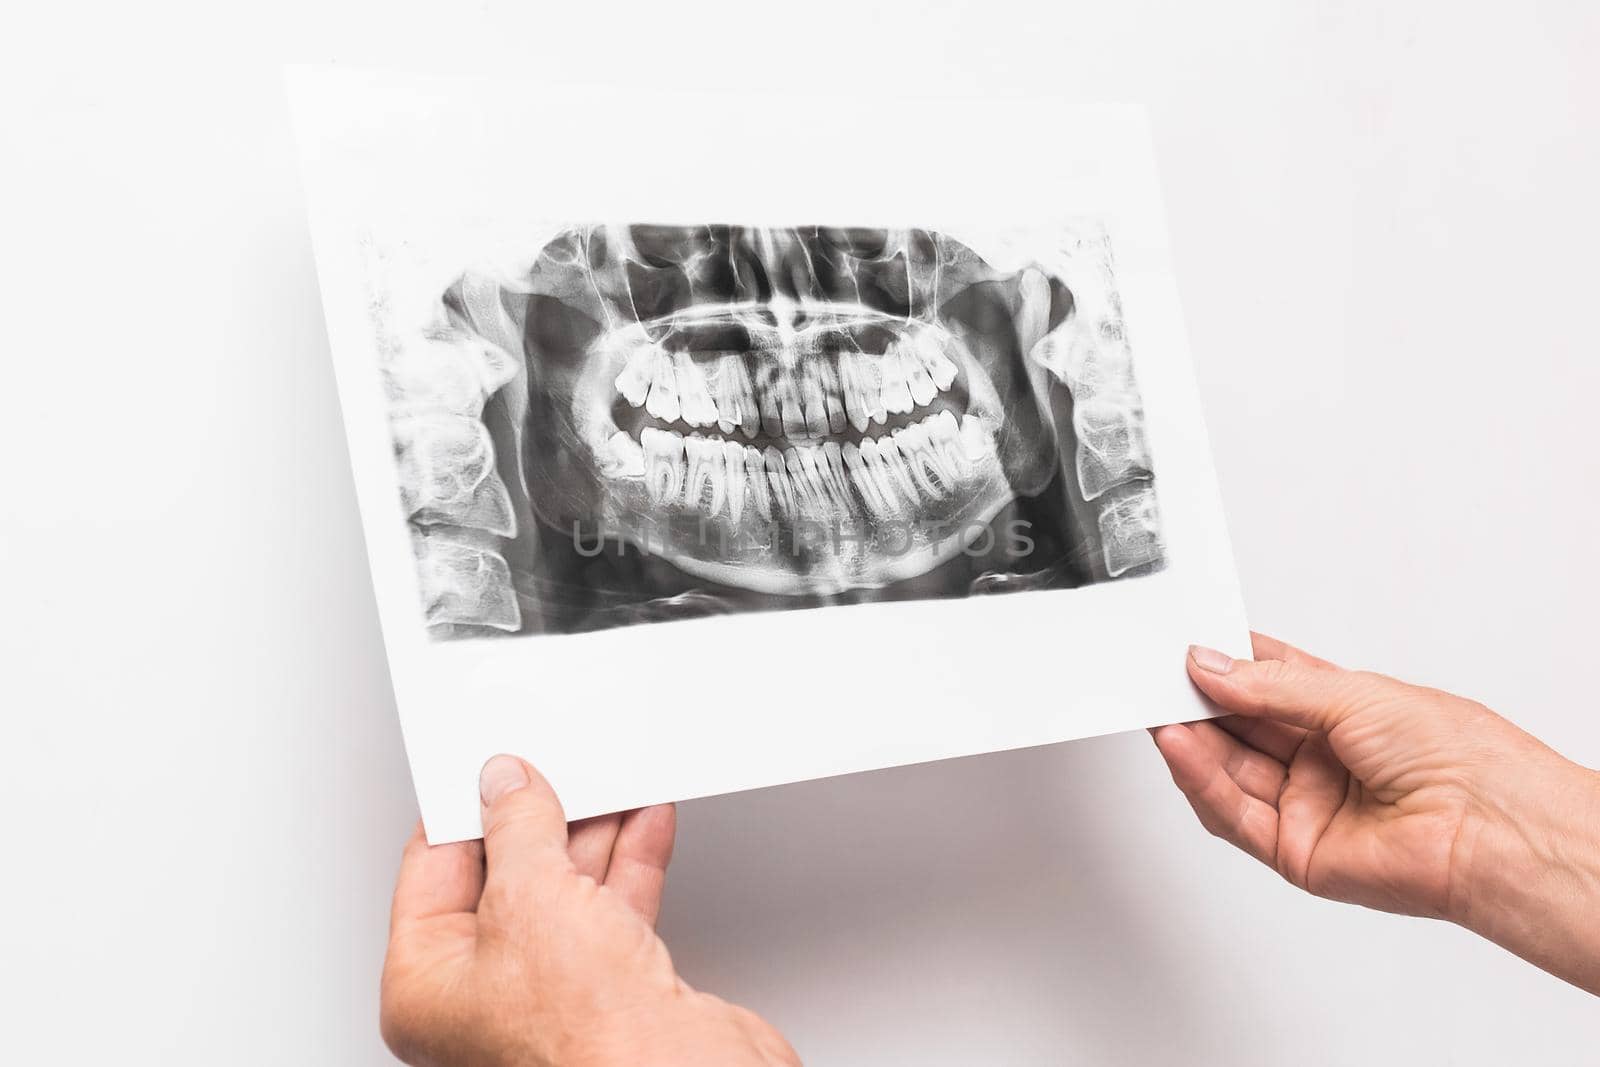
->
left=377, top=222, right=1164, bottom=639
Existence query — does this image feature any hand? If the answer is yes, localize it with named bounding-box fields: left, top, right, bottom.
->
left=1152, top=632, right=1600, bottom=994
left=380, top=756, right=799, bottom=1067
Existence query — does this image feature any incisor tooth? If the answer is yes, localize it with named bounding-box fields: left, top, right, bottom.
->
left=764, top=446, right=795, bottom=519
left=614, top=348, right=653, bottom=407
left=817, top=359, right=847, bottom=434
left=801, top=368, right=830, bottom=438
left=759, top=383, right=783, bottom=438
left=745, top=446, right=772, bottom=521
left=786, top=447, right=826, bottom=510
left=723, top=441, right=746, bottom=523
left=778, top=375, right=806, bottom=438
left=840, top=353, right=872, bottom=433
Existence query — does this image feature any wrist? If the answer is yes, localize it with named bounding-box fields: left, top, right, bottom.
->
left=1452, top=753, right=1600, bottom=993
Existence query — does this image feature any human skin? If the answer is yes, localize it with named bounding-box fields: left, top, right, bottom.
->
left=379, top=756, right=798, bottom=1067
left=1153, top=633, right=1600, bottom=996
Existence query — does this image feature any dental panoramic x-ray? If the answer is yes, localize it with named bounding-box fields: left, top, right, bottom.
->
left=391, top=222, right=1164, bottom=638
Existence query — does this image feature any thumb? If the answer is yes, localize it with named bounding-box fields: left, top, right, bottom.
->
left=1186, top=644, right=1396, bottom=733
left=478, top=755, right=571, bottom=894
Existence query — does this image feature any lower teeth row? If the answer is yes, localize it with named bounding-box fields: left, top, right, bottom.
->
left=598, top=411, right=997, bottom=522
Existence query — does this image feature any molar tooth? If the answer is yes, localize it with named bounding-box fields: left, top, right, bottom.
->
left=599, top=430, right=645, bottom=478
left=901, top=344, right=937, bottom=406
left=819, top=441, right=858, bottom=514
left=745, top=446, right=772, bottom=521
left=674, top=353, right=716, bottom=428
left=858, top=438, right=903, bottom=508
left=645, top=352, right=680, bottom=423
left=614, top=348, right=653, bottom=407
left=842, top=442, right=889, bottom=516
left=703, top=437, right=728, bottom=516
left=958, top=414, right=997, bottom=463
left=763, top=446, right=795, bottom=519
left=879, top=351, right=914, bottom=415
left=872, top=435, right=919, bottom=502
left=722, top=441, right=746, bottom=523
left=641, top=427, right=685, bottom=504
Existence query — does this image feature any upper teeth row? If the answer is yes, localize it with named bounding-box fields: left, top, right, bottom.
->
left=599, top=410, right=997, bottom=523
left=612, top=334, right=959, bottom=439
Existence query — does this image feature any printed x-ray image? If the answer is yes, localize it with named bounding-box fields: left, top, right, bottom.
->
left=377, top=223, right=1165, bottom=638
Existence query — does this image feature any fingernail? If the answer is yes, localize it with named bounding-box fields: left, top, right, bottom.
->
left=1188, top=645, right=1234, bottom=674
left=480, top=755, right=529, bottom=806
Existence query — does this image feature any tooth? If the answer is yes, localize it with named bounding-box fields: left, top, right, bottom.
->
left=915, top=332, right=958, bottom=391
left=819, top=441, right=858, bottom=513
left=599, top=429, right=645, bottom=478
left=645, top=352, right=680, bottom=423
left=858, top=438, right=902, bottom=508
left=801, top=364, right=830, bottom=438
left=901, top=344, right=937, bottom=406
left=703, top=438, right=728, bottom=516
left=879, top=352, right=914, bottom=415
left=872, top=435, right=919, bottom=502
left=684, top=436, right=725, bottom=516
left=786, top=447, right=826, bottom=511
left=759, top=377, right=783, bottom=438
left=842, top=442, right=889, bottom=515
left=840, top=353, right=872, bottom=433
left=674, top=353, right=716, bottom=428
left=614, top=347, right=653, bottom=407
left=641, top=427, right=685, bottom=504
left=896, top=423, right=951, bottom=498
left=958, top=414, right=997, bottom=463
left=928, top=410, right=968, bottom=475
left=723, top=441, right=746, bottom=523
left=716, top=354, right=761, bottom=438
left=763, top=446, right=795, bottom=519
left=818, top=358, right=847, bottom=434
left=745, top=446, right=772, bottom=520
left=778, top=373, right=807, bottom=438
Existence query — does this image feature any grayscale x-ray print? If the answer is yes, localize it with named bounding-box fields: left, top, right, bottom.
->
left=378, top=223, right=1166, bottom=638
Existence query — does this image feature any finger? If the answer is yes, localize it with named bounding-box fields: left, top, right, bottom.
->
left=1186, top=646, right=1390, bottom=733
left=1216, top=715, right=1307, bottom=764
left=1187, top=719, right=1287, bottom=805
left=390, top=820, right=485, bottom=931
left=602, top=804, right=677, bottom=926
left=479, top=755, right=572, bottom=896
left=1250, top=631, right=1340, bottom=671
left=1152, top=723, right=1279, bottom=866
left=568, top=813, right=623, bottom=882
left=1273, top=732, right=1351, bottom=888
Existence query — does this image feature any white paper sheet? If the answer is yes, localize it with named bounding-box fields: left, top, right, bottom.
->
left=288, top=68, right=1251, bottom=843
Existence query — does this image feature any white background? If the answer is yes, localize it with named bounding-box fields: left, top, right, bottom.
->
left=3, top=1, right=1597, bottom=1063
